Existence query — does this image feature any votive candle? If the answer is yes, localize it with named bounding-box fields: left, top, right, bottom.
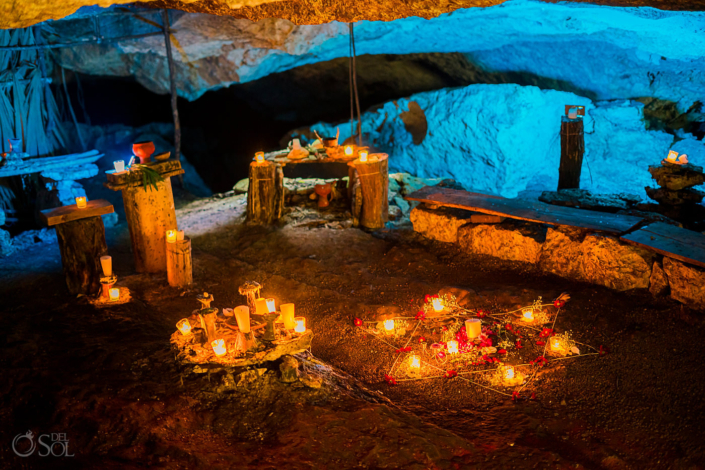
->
left=409, top=355, right=420, bottom=369
left=359, top=150, right=368, bottom=162
left=211, top=339, right=227, bottom=357
left=234, top=305, right=251, bottom=333
left=176, top=230, right=185, bottom=241
left=255, top=151, right=264, bottom=163
left=75, top=196, right=87, bottom=208
left=266, top=298, right=276, bottom=313
left=281, top=303, right=296, bottom=329
left=465, top=318, right=482, bottom=339
left=551, top=338, right=562, bottom=351
left=384, top=319, right=395, bottom=331
left=176, top=319, right=192, bottom=335
left=166, top=230, right=176, bottom=243
left=447, top=340, right=459, bottom=354
left=114, top=160, right=125, bottom=172
left=522, top=308, right=534, bottom=322
left=503, top=366, right=515, bottom=381
left=344, top=145, right=353, bottom=156
left=109, top=288, right=119, bottom=302
left=294, top=317, right=306, bottom=333
left=432, top=297, right=443, bottom=312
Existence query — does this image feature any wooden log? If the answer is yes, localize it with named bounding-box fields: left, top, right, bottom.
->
left=54, top=216, right=108, bottom=295
left=246, top=161, right=283, bottom=225
left=349, top=153, right=389, bottom=230
left=350, top=168, right=362, bottom=227
left=166, top=237, right=192, bottom=288
left=122, top=179, right=177, bottom=273
left=558, top=116, right=584, bottom=190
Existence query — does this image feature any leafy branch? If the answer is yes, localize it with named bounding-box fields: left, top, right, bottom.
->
left=128, top=164, right=165, bottom=192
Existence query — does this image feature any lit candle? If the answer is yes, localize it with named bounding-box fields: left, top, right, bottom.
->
left=409, top=354, right=420, bottom=369
left=522, top=308, right=534, bottom=322
left=75, top=196, right=87, bottom=209
left=666, top=150, right=678, bottom=162
left=266, top=298, right=276, bottom=313
left=294, top=317, right=306, bottom=333
left=211, top=339, right=227, bottom=357
left=255, top=298, right=269, bottom=315
left=234, top=305, right=251, bottom=333
left=176, top=230, right=185, bottom=241
left=384, top=319, right=395, bottom=331
left=176, top=319, right=192, bottom=335
left=166, top=230, right=176, bottom=243
left=344, top=145, right=353, bottom=156
left=109, top=288, right=119, bottom=302
left=432, top=298, right=443, bottom=312
left=447, top=340, right=459, bottom=354
left=359, top=150, right=368, bottom=162
left=114, top=160, right=125, bottom=172
left=255, top=151, right=264, bottom=164
left=100, top=255, right=112, bottom=277
left=465, top=318, right=482, bottom=339
left=551, top=338, right=562, bottom=351
left=281, top=303, right=296, bottom=329
left=503, top=366, right=515, bottom=381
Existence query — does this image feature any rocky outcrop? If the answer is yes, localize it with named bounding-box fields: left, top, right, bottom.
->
left=410, top=205, right=472, bottom=244
left=663, top=257, right=705, bottom=310
left=649, top=261, right=669, bottom=297
left=457, top=220, right=545, bottom=264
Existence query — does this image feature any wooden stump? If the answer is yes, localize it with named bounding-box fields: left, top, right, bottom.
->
left=55, top=217, right=108, bottom=296
left=166, top=237, right=192, bottom=288
left=558, top=116, right=584, bottom=190
left=122, top=179, right=178, bottom=273
left=246, top=161, right=284, bottom=225
left=348, top=153, right=389, bottom=230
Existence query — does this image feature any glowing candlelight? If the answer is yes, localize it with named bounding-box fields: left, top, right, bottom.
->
left=432, top=297, right=443, bottom=312
left=409, top=354, right=420, bottom=369
left=75, top=196, right=87, bottom=209
left=503, top=366, right=515, bottom=381
left=255, top=298, right=269, bottom=315
left=176, top=230, right=185, bottom=241
left=114, top=160, right=125, bottom=172
left=384, top=319, right=395, bottom=331
left=109, top=288, right=119, bottom=302
left=447, top=340, right=459, bottom=354
left=465, top=318, right=482, bottom=339
left=359, top=150, right=368, bottom=162
left=522, top=308, right=534, bottom=322
left=255, top=151, right=265, bottom=163
left=100, top=255, right=112, bottom=277
left=234, top=305, right=251, bottom=333
left=211, top=339, right=227, bottom=357
left=666, top=150, right=678, bottom=162
left=294, top=317, right=306, bottom=333
left=551, top=338, right=562, bottom=351
left=281, top=303, right=296, bottom=329
left=176, top=319, right=192, bottom=335
left=266, top=298, right=276, bottom=313
left=344, top=145, right=353, bottom=156
left=223, top=308, right=233, bottom=317
left=166, top=230, right=176, bottom=244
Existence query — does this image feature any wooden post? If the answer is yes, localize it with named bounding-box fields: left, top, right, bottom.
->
left=162, top=8, right=182, bottom=187
left=41, top=199, right=114, bottom=296
left=166, top=237, right=192, bottom=288
left=348, top=153, right=389, bottom=230
left=558, top=116, right=584, bottom=190
left=247, top=161, right=284, bottom=225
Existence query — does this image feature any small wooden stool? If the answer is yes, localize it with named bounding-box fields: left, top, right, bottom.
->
left=348, top=153, right=389, bottom=230
left=166, top=236, right=192, bottom=288
left=41, top=199, right=114, bottom=296
left=247, top=160, right=284, bottom=225
left=104, top=159, right=184, bottom=273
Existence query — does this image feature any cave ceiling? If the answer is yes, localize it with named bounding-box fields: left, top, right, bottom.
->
left=3, top=0, right=705, bottom=29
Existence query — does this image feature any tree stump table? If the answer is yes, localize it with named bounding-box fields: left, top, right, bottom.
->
left=104, top=159, right=184, bottom=273
left=40, top=199, right=114, bottom=295
left=347, top=153, right=389, bottom=230
left=246, top=160, right=284, bottom=225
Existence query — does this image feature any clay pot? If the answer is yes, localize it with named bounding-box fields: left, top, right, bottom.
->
left=314, top=183, right=332, bottom=208
left=101, top=282, right=115, bottom=299
left=132, top=141, right=155, bottom=164
left=322, top=137, right=338, bottom=148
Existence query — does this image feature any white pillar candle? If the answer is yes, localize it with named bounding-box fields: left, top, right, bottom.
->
left=294, top=317, right=306, bottom=333
left=75, top=196, right=87, bottom=209
left=266, top=298, right=276, bottom=313
left=234, top=305, right=251, bottom=333
left=100, top=255, right=112, bottom=277
left=114, top=160, right=125, bottom=172
left=281, top=303, right=296, bottom=329
left=465, top=318, right=482, bottom=339
left=109, top=288, right=119, bottom=302
left=176, top=230, right=185, bottom=241
left=254, top=298, right=269, bottom=315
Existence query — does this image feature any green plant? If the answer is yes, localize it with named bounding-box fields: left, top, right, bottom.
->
left=128, top=164, right=165, bottom=192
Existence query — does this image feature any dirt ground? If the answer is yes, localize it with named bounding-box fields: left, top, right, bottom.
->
left=1, top=193, right=704, bottom=469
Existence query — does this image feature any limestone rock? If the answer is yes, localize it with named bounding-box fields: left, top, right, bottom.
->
left=233, top=178, right=250, bottom=194
left=645, top=186, right=705, bottom=206
left=538, top=227, right=587, bottom=280
left=457, top=220, right=546, bottom=264
left=663, top=257, right=705, bottom=310
left=279, top=355, right=300, bottom=383
left=300, top=373, right=323, bottom=389
left=410, top=205, right=472, bottom=243
left=649, top=261, right=669, bottom=297
left=579, top=234, right=653, bottom=291
left=648, top=163, right=705, bottom=191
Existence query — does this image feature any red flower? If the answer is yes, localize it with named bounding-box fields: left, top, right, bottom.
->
left=384, top=374, right=397, bottom=385
left=530, top=392, right=537, bottom=400
left=437, top=351, right=447, bottom=359
left=395, top=346, right=412, bottom=354
left=540, top=328, right=554, bottom=338
left=554, top=299, right=566, bottom=309
left=424, top=295, right=431, bottom=303
left=536, top=340, right=545, bottom=346
left=445, top=370, right=458, bottom=378
left=599, top=345, right=610, bottom=356
left=512, top=391, right=521, bottom=401
left=515, top=340, right=523, bottom=349
left=530, top=356, right=548, bottom=367
left=414, top=311, right=426, bottom=321
left=476, top=309, right=487, bottom=318
left=441, top=326, right=448, bottom=332
left=418, top=336, right=426, bottom=343
left=498, top=349, right=507, bottom=354
left=354, top=318, right=363, bottom=327
left=506, top=323, right=513, bottom=331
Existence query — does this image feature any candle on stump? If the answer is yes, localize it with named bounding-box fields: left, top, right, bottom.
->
left=176, top=230, right=185, bottom=241
left=255, top=151, right=265, bottom=164
left=281, top=303, right=296, bottom=329
left=176, top=319, right=192, bottom=335
left=75, top=196, right=87, bottom=209
left=522, top=308, right=534, bottom=322
left=384, top=319, right=395, bottom=331
left=409, top=354, right=420, bottom=369
left=100, top=255, right=112, bottom=277
left=234, top=306, right=251, bottom=333
left=109, top=288, right=119, bottom=302
left=447, top=340, right=459, bottom=354
left=211, top=339, right=227, bottom=357
left=666, top=150, right=678, bottom=162
left=114, top=160, right=125, bottom=172
left=294, top=317, right=306, bottom=333
left=266, top=298, right=276, bottom=313
left=254, top=298, right=269, bottom=315
left=166, top=230, right=177, bottom=244
left=359, top=150, right=368, bottom=163
left=465, top=318, right=482, bottom=339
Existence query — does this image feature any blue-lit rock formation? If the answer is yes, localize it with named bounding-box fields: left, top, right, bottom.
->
left=55, top=0, right=705, bottom=112
left=296, top=84, right=698, bottom=199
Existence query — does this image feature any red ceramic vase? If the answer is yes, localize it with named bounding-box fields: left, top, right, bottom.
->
left=133, top=141, right=156, bottom=164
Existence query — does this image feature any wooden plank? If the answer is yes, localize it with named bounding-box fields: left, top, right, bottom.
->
left=621, top=222, right=705, bottom=269
left=105, top=159, right=182, bottom=189
left=41, top=199, right=114, bottom=227
left=404, top=186, right=643, bottom=234
left=0, top=150, right=103, bottom=178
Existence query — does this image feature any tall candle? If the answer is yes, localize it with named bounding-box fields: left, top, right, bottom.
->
left=176, top=319, right=192, bottom=335
left=109, top=288, right=119, bottom=302
left=166, top=230, right=176, bottom=244
left=75, top=196, right=87, bottom=209
left=255, top=298, right=269, bottom=315
left=211, top=339, right=227, bottom=357
left=281, top=303, right=296, bottom=329
left=100, top=255, right=112, bottom=277
left=234, top=305, right=251, bottom=333
left=465, top=318, right=482, bottom=339
left=266, top=298, right=276, bottom=313
left=294, top=317, right=306, bottom=333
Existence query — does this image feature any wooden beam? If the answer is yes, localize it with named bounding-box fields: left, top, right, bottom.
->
left=41, top=199, right=114, bottom=227
left=620, top=222, right=705, bottom=269
left=162, top=9, right=182, bottom=184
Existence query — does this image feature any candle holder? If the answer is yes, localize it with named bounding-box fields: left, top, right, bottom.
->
left=100, top=274, right=118, bottom=299
left=166, top=230, right=177, bottom=244
left=211, top=339, right=227, bottom=357
left=294, top=317, right=306, bottom=334
left=262, top=312, right=280, bottom=342
left=177, top=318, right=192, bottom=335
left=75, top=196, right=87, bottom=209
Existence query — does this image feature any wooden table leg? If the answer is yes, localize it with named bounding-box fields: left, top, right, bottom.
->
left=167, top=237, right=193, bottom=288
left=247, top=161, right=284, bottom=225
left=350, top=153, right=389, bottom=230
left=55, top=216, right=108, bottom=295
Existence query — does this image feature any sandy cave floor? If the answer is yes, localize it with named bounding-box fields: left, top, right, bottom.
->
left=0, top=193, right=704, bottom=469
